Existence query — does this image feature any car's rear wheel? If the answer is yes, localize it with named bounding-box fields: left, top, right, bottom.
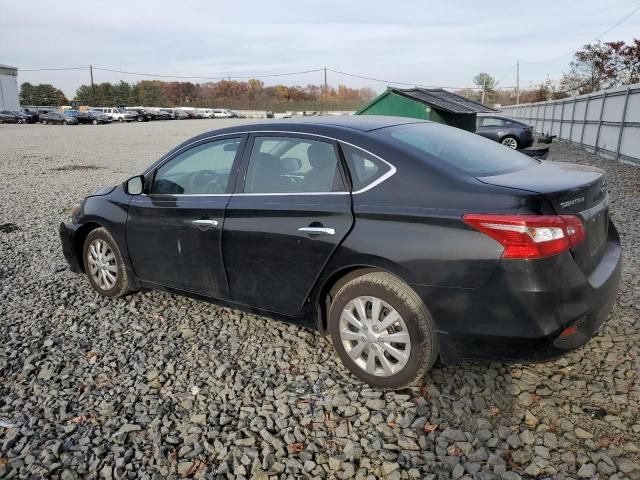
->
left=82, top=228, right=131, bottom=298
left=118, top=118, right=124, bottom=123
left=42, top=120, right=47, bottom=125
left=92, top=119, right=98, bottom=125
left=329, top=272, right=438, bottom=389
left=501, top=136, right=519, bottom=149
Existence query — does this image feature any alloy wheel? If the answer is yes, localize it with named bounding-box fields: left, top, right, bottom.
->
left=501, top=137, right=518, bottom=149
left=87, top=239, right=118, bottom=291
left=339, top=296, right=411, bottom=377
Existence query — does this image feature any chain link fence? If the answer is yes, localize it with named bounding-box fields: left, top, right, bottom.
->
left=500, top=83, right=640, bottom=165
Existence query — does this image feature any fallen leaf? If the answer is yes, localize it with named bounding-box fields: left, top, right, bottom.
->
left=0, top=458, right=8, bottom=466
left=599, top=436, right=612, bottom=448
left=387, top=420, right=397, bottom=428
left=168, top=449, right=178, bottom=463
left=85, top=351, right=99, bottom=360
left=419, top=386, right=431, bottom=401
left=287, top=442, right=304, bottom=454
left=423, top=422, right=439, bottom=433
left=511, top=425, right=520, bottom=433
left=183, top=459, right=206, bottom=477
left=524, top=419, right=538, bottom=429
left=532, top=393, right=541, bottom=402
left=489, top=406, right=500, bottom=417
left=69, top=413, right=96, bottom=425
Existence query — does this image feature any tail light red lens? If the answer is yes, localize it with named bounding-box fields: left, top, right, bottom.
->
left=462, top=214, right=586, bottom=259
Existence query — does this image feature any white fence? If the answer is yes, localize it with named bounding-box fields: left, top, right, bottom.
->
left=500, top=84, right=640, bottom=164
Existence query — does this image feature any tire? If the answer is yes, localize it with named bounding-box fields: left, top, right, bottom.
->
left=42, top=120, right=47, bottom=125
left=118, top=117, right=124, bottom=123
left=82, top=227, right=131, bottom=298
left=93, top=119, right=98, bottom=125
left=64, top=120, right=69, bottom=125
left=501, top=136, right=519, bottom=149
left=329, top=272, right=438, bottom=389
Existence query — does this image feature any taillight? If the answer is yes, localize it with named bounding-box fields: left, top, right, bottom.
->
left=462, top=214, right=585, bottom=259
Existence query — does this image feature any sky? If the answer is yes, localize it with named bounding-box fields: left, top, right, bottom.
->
left=1, top=0, right=639, bottom=98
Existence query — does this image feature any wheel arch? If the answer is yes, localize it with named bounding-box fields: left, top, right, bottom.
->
left=73, top=222, right=104, bottom=273
left=314, top=261, right=415, bottom=334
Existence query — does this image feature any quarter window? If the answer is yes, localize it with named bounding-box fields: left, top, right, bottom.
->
left=341, top=144, right=388, bottom=191
left=151, top=138, right=241, bottom=194
left=244, top=137, right=344, bottom=193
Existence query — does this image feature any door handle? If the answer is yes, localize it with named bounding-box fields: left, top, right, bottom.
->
left=192, top=219, right=219, bottom=230
left=298, top=227, right=335, bottom=236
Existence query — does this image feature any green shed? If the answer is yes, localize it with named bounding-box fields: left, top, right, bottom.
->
left=356, top=87, right=496, bottom=132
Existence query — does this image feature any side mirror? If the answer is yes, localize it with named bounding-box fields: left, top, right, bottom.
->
left=124, top=175, right=144, bottom=195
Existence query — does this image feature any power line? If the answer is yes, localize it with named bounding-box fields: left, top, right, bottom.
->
left=523, top=3, right=640, bottom=65
left=327, top=68, right=491, bottom=90
left=92, top=66, right=324, bottom=80
left=20, top=67, right=87, bottom=72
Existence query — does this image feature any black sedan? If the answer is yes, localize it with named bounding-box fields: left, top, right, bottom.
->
left=76, top=111, right=112, bottom=125
left=476, top=115, right=534, bottom=149
left=0, top=110, right=34, bottom=123
left=40, top=112, right=79, bottom=125
left=59, top=116, right=621, bottom=388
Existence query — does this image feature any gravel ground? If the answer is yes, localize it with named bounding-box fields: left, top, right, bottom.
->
left=0, top=121, right=638, bottom=480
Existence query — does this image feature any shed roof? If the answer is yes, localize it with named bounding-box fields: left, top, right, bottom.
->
left=391, top=88, right=496, bottom=114
left=0, top=64, right=17, bottom=70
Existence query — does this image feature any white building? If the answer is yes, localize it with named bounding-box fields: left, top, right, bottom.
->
left=0, top=64, right=19, bottom=110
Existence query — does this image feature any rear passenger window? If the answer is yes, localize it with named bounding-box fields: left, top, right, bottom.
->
left=341, top=144, right=389, bottom=192
left=244, top=136, right=345, bottom=193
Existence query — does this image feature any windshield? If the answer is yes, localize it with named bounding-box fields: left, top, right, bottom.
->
left=378, top=123, right=538, bottom=176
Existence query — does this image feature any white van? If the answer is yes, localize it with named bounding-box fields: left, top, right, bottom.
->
left=212, top=109, right=233, bottom=118
left=91, top=107, right=135, bottom=122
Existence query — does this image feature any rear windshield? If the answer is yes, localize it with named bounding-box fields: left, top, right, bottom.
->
left=378, top=123, right=538, bottom=176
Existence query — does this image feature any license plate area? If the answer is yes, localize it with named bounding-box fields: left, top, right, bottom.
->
left=586, top=209, right=608, bottom=256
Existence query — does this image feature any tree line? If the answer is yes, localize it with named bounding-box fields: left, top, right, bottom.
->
left=20, top=79, right=376, bottom=111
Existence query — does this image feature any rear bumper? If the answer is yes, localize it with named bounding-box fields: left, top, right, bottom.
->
left=59, top=223, right=83, bottom=273
left=414, top=223, right=622, bottom=364
left=519, top=132, right=534, bottom=149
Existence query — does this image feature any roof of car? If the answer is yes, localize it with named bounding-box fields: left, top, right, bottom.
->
left=226, top=115, right=429, bottom=133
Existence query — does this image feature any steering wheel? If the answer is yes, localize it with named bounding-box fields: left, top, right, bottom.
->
left=189, top=170, right=224, bottom=194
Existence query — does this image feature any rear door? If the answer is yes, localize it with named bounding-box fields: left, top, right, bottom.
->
left=222, top=133, right=354, bottom=315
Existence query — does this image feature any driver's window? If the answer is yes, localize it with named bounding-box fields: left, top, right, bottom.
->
left=151, top=138, right=241, bottom=195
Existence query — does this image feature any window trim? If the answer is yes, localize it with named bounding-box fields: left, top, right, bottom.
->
left=140, top=130, right=396, bottom=197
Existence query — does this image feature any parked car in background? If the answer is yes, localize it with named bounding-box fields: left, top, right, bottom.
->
left=0, top=110, right=32, bottom=123
left=77, top=111, right=112, bottom=125
left=91, top=107, right=135, bottom=123
left=212, top=109, right=233, bottom=118
left=476, top=115, right=534, bottom=150
left=0, top=111, right=19, bottom=123
left=126, top=108, right=154, bottom=122
left=59, top=116, right=620, bottom=388
left=15, top=110, right=37, bottom=123
left=160, top=109, right=177, bottom=120
left=40, top=112, right=79, bottom=125
left=175, top=110, right=189, bottom=120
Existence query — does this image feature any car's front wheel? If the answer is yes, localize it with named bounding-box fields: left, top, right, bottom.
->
left=329, top=272, right=438, bottom=389
left=82, top=228, right=131, bottom=298
left=501, top=135, right=519, bottom=149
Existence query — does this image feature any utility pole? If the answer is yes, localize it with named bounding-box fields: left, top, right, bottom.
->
left=323, top=67, right=327, bottom=115
left=481, top=76, right=486, bottom=104
left=90, top=64, right=95, bottom=107
left=516, top=60, right=520, bottom=105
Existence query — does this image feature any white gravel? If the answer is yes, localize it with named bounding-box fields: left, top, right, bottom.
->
left=0, top=121, right=638, bottom=479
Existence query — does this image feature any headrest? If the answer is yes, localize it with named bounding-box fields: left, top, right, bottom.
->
left=308, top=143, right=334, bottom=168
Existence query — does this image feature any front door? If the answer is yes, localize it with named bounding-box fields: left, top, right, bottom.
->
left=126, top=135, right=245, bottom=299
left=222, top=134, right=354, bottom=316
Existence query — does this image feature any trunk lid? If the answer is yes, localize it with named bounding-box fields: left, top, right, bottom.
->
left=477, top=161, right=609, bottom=275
